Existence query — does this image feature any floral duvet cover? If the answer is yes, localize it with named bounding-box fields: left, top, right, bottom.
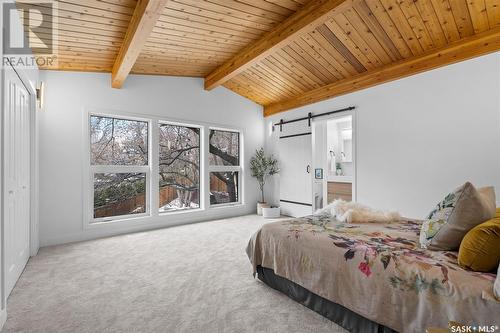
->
left=246, top=215, right=500, bottom=333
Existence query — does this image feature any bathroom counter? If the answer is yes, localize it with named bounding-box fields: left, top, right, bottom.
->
left=328, top=175, right=353, bottom=183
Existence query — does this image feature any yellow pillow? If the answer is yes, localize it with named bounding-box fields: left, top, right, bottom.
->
left=458, top=208, right=500, bottom=272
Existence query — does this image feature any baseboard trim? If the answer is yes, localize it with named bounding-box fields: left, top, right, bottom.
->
left=40, top=208, right=256, bottom=247
left=0, top=308, right=7, bottom=330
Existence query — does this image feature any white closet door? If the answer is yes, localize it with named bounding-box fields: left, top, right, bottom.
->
left=4, top=66, right=31, bottom=297
left=278, top=134, right=312, bottom=217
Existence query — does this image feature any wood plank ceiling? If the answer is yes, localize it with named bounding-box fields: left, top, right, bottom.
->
left=28, top=0, right=308, bottom=74
left=134, top=0, right=310, bottom=77
left=22, top=0, right=500, bottom=116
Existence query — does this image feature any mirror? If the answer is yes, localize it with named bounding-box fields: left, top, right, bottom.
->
left=327, top=116, right=353, bottom=177
left=341, top=128, right=352, bottom=162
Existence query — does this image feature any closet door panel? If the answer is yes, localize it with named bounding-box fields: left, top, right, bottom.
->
left=4, top=66, right=31, bottom=298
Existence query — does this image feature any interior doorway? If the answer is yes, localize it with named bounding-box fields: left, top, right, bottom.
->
left=312, top=111, right=356, bottom=211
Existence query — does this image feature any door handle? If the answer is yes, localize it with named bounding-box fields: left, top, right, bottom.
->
left=306, top=165, right=311, bottom=174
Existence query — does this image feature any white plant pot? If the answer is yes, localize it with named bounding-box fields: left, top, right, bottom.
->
left=262, top=207, right=280, bottom=218
left=257, top=202, right=270, bottom=215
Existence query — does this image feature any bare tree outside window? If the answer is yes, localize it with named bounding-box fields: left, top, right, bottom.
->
left=90, top=115, right=149, bottom=220
left=159, top=124, right=200, bottom=212
left=87, top=114, right=243, bottom=222
left=210, top=172, right=239, bottom=204
left=94, top=173, right=146, bottom=218
left=209, top=130, right=239, bottom=166
left=90, top=116, right=148, bottom=166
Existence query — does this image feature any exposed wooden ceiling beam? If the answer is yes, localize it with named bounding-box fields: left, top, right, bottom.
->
left=111, top=0, right=169, bottom=88
left=263, top=27, right=500, bottom=117
left=203, top=0, right=351, bottom=91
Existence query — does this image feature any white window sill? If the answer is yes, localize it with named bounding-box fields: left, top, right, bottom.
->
left=87, top=212, right=151, bottom=228
left=209, top=202, right=244, bottom=209
left=158, top=207, right=203, bottom=216
left=85, top=203, right=246, bottom=229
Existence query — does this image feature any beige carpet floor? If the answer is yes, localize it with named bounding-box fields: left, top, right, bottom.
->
left=3, top=215, right=347, bottom=333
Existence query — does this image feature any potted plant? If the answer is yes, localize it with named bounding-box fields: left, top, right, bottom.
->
left=250, top=148, right=279, bottom=215
left=336, top=162, right=343, bottom=176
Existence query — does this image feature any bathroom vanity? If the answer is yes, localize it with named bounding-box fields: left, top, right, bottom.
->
left=327, top=176, right=352, bottom=203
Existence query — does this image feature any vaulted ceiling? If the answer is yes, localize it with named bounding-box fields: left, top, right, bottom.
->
left=23, top=0, right=500, bottom=116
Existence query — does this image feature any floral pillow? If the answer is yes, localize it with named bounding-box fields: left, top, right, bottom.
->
left=419, top=182, right=496, bottom=250
left=419, top=219, right=447, bottom=249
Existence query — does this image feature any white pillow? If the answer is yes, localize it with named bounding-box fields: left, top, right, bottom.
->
left=495, top=265, right=500, bottom=301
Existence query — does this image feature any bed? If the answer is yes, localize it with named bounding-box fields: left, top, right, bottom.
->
left=246, top=214, right=500, bottom=333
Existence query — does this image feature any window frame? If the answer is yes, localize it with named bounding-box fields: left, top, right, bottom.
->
left=82, top=108, right=244, bottom=229
left=208, top=128, right=242, bottom=207
left=158, top=120, right=204, bottom=215
left=87, top=113, right=152, bottom=224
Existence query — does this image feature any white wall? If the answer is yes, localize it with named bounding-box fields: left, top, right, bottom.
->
left=35, top=52, right=500, bottom=244
left=265, top=52, right=500, bottom=218
left=38, top=71, right=264, bottom=246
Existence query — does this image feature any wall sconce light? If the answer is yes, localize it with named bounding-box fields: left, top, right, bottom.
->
left=36, top=81, right=45, bottom=110
left=269, top=121, right=275, bottom=136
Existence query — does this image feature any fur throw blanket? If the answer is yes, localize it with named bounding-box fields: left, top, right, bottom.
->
left=315, top=199, right=401, bottom=223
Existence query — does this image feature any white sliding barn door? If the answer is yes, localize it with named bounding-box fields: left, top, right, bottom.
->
left=3, top=66, right=31, bottom=297
left=278, top=133, right=312, bottom=217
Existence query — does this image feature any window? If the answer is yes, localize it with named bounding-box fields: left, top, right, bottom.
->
left=158, top=123, right=200, bottom=212
left=94, top=173, right=146, bottom=218
left=90, top=115, right=149, bottom=221
left=86, top=111, right=243, bottom=225
left=90, top=115, right=148, bottom=166
left=209, top=129, right=241, bottom=205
